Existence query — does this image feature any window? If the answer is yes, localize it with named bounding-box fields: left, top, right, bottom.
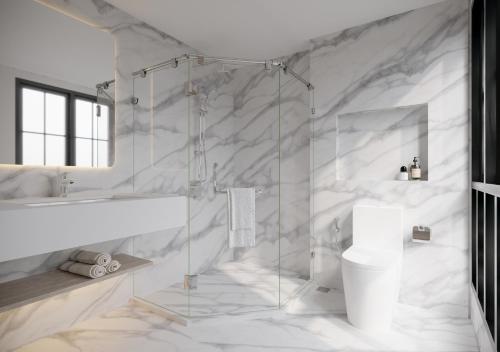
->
left=74, top=98, right=110, bottom=167
left=471, top=0, right=498, bottom=345
left=16, top=79, right=112, bottom=167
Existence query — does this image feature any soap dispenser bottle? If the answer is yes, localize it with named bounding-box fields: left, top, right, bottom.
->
left=398, top=166, right=409, bottom=181
left=410, top=157, right=421, bottom=180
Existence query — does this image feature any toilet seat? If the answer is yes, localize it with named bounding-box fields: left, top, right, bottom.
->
left=341, top=245, right=402, bottom=331
left=342, top=246, right=401, bottom=271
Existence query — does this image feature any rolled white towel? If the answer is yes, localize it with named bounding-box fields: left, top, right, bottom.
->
left=59, top=261, right=106, bottom=279
left=105, top=259, right=121, bottom=274
left=70, top=250, right=111, bottom=266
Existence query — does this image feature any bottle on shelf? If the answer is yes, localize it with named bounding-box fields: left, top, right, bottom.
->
left=398, top=166, right=409, bottom=181
left=410, top=157, right=421, bottom=180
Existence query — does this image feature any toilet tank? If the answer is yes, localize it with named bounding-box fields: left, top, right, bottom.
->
left=353, top=205, right=403, bottom=253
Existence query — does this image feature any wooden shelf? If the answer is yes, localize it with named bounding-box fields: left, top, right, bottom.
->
left=0, top=254, right=152, bottom=313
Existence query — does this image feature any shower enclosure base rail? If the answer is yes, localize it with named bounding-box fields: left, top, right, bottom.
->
left=132, top=295, right=295, bottom=327
left=131, top=296, right=189, bottom=326
left=132, top=265, right=312, bottom=326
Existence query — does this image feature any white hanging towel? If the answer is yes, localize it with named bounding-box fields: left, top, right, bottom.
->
left=227, top=188, right=256, bottom=248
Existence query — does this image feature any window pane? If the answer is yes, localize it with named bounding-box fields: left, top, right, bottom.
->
left=92, top=139, right=97, bottom=167
left=45, top=135, right=66, bottom=166
left=45, top=93, right=66, bottom=135
left=75, top=138, right=92, bottom=167
left=22, top=132, right=44, bottom=165
left=94, top=104, right=109, bottom=140
left=92, top=140, right=109, bottom=167
left=478, top=192, right=485, bottom=308
left=485, top=194, right=495, bottom=335
left=75, top=99, right=92, bottom=138
left=22, top=88, right=44, bottom=133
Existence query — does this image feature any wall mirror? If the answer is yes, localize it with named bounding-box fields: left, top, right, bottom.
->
left=0, top=0, right=115, bottom=168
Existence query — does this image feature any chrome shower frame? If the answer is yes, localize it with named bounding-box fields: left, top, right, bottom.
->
left=132, top=53, right=316, bottom=122
left=132, top=53, right=314, bottom=197
left=131, top=52, right=316, bottom=319
left=132, top=54, right=314, bottom=91
left=96, top=79, right=115, bottom=103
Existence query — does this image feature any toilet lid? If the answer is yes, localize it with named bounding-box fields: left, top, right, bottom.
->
left=342, top=246, right=401, bottom=270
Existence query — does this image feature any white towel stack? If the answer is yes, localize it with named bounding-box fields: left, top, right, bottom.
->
left=59, top=250, right=121, bottom=279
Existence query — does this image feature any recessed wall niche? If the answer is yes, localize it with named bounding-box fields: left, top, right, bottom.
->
left=336, top=104, right=428, bottom=181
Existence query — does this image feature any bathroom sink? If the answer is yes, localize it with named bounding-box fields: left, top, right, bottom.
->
left=1, top=195, right=110, bottom=206
left=0, top=193, right=158, bottom=207
left=0, top=193, right=187, bottom=262
left=25, top=198, right=108, bottom=207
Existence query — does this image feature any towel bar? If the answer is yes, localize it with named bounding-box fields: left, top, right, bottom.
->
left=213, top=162, right=264, bottom=197
left=215, top=185, right=264, bottom=197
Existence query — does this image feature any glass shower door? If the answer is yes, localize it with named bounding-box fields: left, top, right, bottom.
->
left=130, top=55, right=312, bottom=318
left=131, top=62, right=191, bottom=317
left=278, top=61, right=312, bottom=307
left=185, top=59, right=281, bottom=317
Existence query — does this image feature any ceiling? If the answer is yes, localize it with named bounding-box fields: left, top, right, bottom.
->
left=107, top=0, right=448, bottom=59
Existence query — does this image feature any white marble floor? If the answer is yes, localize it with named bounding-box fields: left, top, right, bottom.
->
left=17, top=286, right=478, bottom=352
left=141, top=261, right=308, bottom=317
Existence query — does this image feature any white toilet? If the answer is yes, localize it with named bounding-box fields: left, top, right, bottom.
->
left=341, top=204, right=403, bottom=331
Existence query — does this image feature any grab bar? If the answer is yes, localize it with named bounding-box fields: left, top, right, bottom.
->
left=213, top=163, right=264, bottom=197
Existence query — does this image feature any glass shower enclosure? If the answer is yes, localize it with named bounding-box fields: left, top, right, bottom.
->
left=131, top=54, right=312, bottom=318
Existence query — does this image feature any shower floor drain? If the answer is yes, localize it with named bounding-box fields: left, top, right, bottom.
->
left=316, top=286, right=331, bottom=293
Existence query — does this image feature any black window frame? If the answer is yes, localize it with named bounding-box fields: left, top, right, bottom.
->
left=15, top=78, right=112, bottom=167
left=471, top=0, right=498, bottom=346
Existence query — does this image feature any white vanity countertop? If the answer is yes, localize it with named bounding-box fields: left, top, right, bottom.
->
left=0, top=194, right=187, bottom=263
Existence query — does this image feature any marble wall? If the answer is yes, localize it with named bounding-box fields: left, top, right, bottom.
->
left=0, top=0, right=195, bottom=350
left=0, top=0, right=470, bottom=349
left=230, top=52, right=311, bottom=279
left=337, top=104, right=428, bottom=181
left=310, top=0, right=469, bottom=318
left=0, top=1, right=312, bottom=348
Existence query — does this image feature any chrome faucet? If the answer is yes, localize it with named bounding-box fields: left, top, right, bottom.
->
left=59, top=173, right=74, bottom=197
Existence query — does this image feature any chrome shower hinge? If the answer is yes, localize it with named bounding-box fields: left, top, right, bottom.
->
left=185, top=81, right=198, bottom=96
left=184, top=274, right=198, bottom=289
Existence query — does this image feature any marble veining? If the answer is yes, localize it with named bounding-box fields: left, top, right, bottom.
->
left=310, top=0, right=469, bottom=317
left=142, top=261, right=306, bottom=317
left=15, top=288, right=478, bottom=352
left=337, top=104, right=428, bottom=181
left=0, top=0, right=196, bottom=349
left=0, top=0, right=473, bottom=350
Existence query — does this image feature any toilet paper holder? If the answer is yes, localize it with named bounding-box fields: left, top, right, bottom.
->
left=412, top=226, right=431, bottom=242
